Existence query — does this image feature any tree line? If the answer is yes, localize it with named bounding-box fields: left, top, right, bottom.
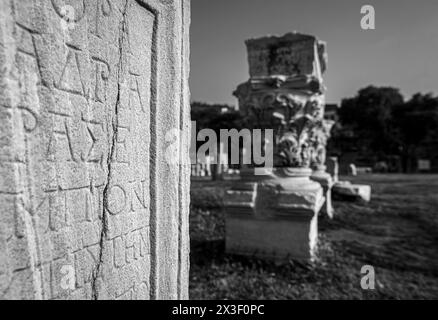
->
left=331, top=86, right=438, bottom=172
left=191, top=86, right=438, bottom=172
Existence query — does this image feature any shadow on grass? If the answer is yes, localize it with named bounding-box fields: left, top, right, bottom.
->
left=191, top=238, right=225, bottom=266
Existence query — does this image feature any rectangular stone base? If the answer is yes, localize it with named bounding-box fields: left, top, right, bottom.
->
left=224, top=174, right=324, bottom=262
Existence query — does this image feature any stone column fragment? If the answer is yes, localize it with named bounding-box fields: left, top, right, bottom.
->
left=0, top=0, right=190, bottom=300
left=225, top=32, right=328, bottom=261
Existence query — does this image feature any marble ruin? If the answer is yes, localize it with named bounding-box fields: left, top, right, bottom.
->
left=310, top=119, right=335, bottom=218
left=0, top=0, right=190, bottom=299
left=224, top=32, right=331, bottom=261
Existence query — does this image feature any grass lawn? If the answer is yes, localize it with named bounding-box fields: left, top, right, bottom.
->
left=189, top=174, right=438, bottom=299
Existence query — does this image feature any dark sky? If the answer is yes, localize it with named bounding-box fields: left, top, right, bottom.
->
left=190, top=0, right=438, bottom=106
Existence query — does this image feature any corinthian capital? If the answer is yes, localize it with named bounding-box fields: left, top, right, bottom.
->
left=234, top=32, right=329, bottom=172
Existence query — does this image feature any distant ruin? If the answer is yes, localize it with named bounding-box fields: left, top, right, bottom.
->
left=224, top=32, right=330, bottom=260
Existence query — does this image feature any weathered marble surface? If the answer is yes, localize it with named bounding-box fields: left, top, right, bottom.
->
left=0, top=0, right=190, bottom=300
left=225, top=168, right=323, bottom=261
left=246, top=32, right=327, bottom=80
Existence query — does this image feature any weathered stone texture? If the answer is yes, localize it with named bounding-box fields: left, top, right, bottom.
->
left=225, top=169, right=323, bottom=261
left=246, top=33, right=327, bottom=79
left=0, top=0, right=190, bottom=300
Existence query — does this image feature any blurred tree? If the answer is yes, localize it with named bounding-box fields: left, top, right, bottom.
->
left=392, top=93, right=438, bottom=172
left=338, top=86, right=404, bottom=156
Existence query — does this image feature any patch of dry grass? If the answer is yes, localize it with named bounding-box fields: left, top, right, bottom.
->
left=189, top=175, right=438, bottom=299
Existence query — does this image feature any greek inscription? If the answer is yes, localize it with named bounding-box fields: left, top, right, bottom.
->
left=55, top=45, right=86, bottom=96
left=112, top=125, right=130, bottom=165
left=81, top=120, right=104, bottom=165
left=0, top=0, right=166, bottom=300
left=46, top=113, right=77, bottom=162
left=105, top=180, right=148, bottom=215
left=91, top=57, right=110, bottom=103
left=106, top=184, right=126, bottom=215
left=128, top=71, right=145, bottom=113
left=18, top=106, right=38, bottom=133
left=90, top=0, right=113, bottom=38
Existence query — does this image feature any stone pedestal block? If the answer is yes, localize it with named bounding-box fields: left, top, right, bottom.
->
left=224, top=168, right=324, bottom=261
left=0, top=0, right=190, bottom=300
left=333, top=181, right=371, bottom=202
